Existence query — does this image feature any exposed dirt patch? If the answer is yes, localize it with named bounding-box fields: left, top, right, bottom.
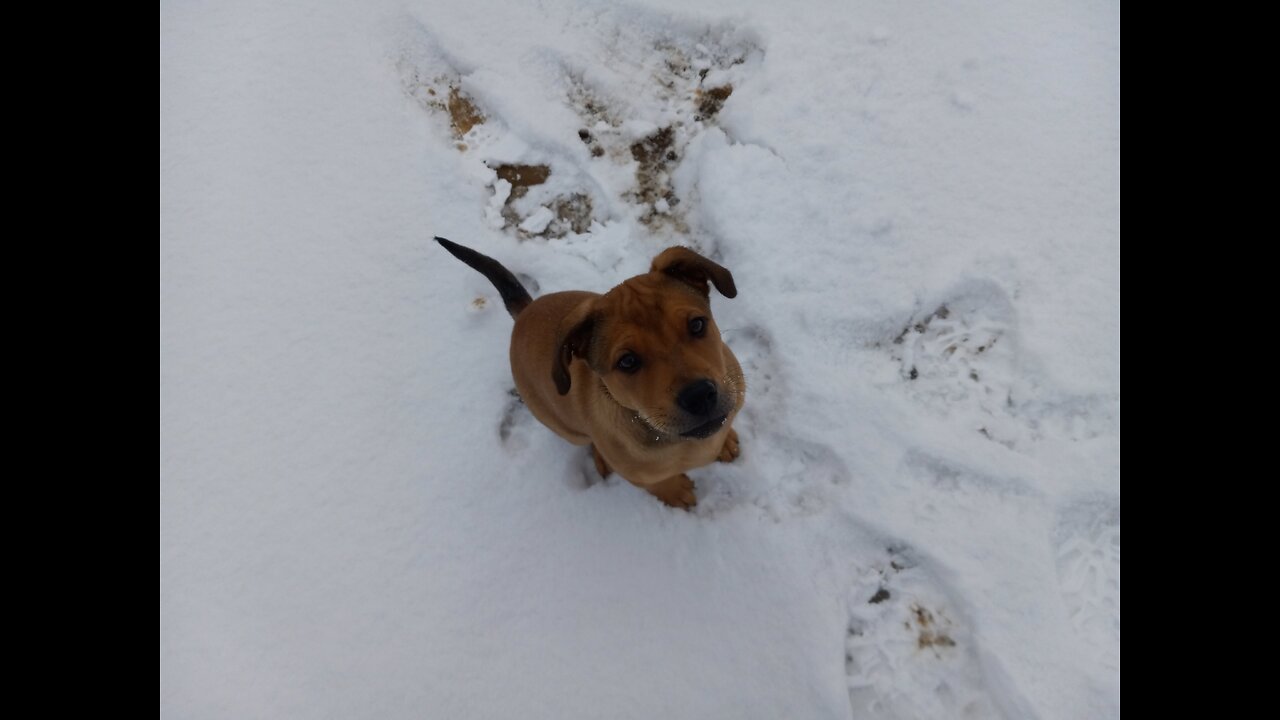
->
left=909, top=603, right=957, bottom=651
left=560, top=37, right=756, bottom=232
left=553, top=193, right=594, bottom=234
left=891, top=305, right=952, bottom=346
left=448, top=88, right=485, bottom=137
left=395, top=60, right=485, bottom=143
left=403, top=26, right=759, bottom=240
left=487, top=164, right=593, bottom=238
left=494, top=163, right=551, bottom=188
left=493, top=163, right=549, bottom=230
left=491, top=163, right=551, bottom=234
left=697, top=84, right=733, bottom=119
left=918, top=630, right=957, bottom=650
left=629, top=126, right=683, bottom=226
left=578, top=128, right=606, bottom=158
left=630, top=126, right=675, bottom=166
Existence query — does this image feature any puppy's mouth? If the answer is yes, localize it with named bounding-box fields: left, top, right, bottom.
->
left=680, top=415, right=728, bottom=439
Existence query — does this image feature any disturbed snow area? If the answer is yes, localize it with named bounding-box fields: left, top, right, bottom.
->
left=161, top=0, right=1119, bottom=718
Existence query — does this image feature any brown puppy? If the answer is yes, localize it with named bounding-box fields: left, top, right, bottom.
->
left=435, top=237, right=743, bottom=508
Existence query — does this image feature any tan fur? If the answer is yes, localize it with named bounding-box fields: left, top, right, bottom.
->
left=509, top=248, right=744, bottom=509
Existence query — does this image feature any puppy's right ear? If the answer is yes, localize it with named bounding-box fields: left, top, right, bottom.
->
left=553, top=313, right=597, bottom=395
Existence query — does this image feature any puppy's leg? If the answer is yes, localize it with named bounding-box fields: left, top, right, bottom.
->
left=591, top=444, right=612, bottom=478
left=717, top=428, right=741, bottom=463
left=647, top=474, right=697, bottom=509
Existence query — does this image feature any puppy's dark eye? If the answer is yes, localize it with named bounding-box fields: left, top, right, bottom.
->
left=689, top=317, right=707, bottom=337
left=616, top=353, right=640, bottom=373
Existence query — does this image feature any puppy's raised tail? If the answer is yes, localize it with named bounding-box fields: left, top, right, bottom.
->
left=434, top=237, right=533, bottom=318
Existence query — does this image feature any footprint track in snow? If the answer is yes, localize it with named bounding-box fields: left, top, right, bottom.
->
left=560, top=15, right=761, bottom=231
left=498, top=388, right=535, bottom=454
left=397, top=8, right=762, bottom=240
left=902, top=449, right=1040, bottom=507
left=1054, top=496, right=1120, bottom=668
left=886, top=279, right=1016, bottom=433
left=878, top=278, right=1116, bottom=452
left=844, top=545, right=1005, bottom=720
left=395, top=29, right=482, bottom=143
left=396, top=23, right=607, bottom=240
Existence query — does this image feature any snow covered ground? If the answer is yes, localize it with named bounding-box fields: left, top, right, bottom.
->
left=160, top=0, right=1119, bottom=717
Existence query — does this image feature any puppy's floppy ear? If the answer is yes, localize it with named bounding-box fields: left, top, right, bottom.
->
left=553, top=312, right=597, bottom=395
left=650, top=246, right=737, bottom=298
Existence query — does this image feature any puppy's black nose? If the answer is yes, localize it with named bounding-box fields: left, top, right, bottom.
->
left=677, top=380, right=719, bottom=416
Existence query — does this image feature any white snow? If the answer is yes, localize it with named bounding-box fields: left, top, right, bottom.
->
left=161, top=0, right=1119, bottom=718
left=518, top=206, right=556, bottom=234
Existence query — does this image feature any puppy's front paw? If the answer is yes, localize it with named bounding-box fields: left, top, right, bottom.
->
left=717, top=428, right=740, bottom=463
left=649, top=474, right=697, bottom=510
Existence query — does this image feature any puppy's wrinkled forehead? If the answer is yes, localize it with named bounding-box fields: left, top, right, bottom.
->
left=598, top=276, right=707, bottom=339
